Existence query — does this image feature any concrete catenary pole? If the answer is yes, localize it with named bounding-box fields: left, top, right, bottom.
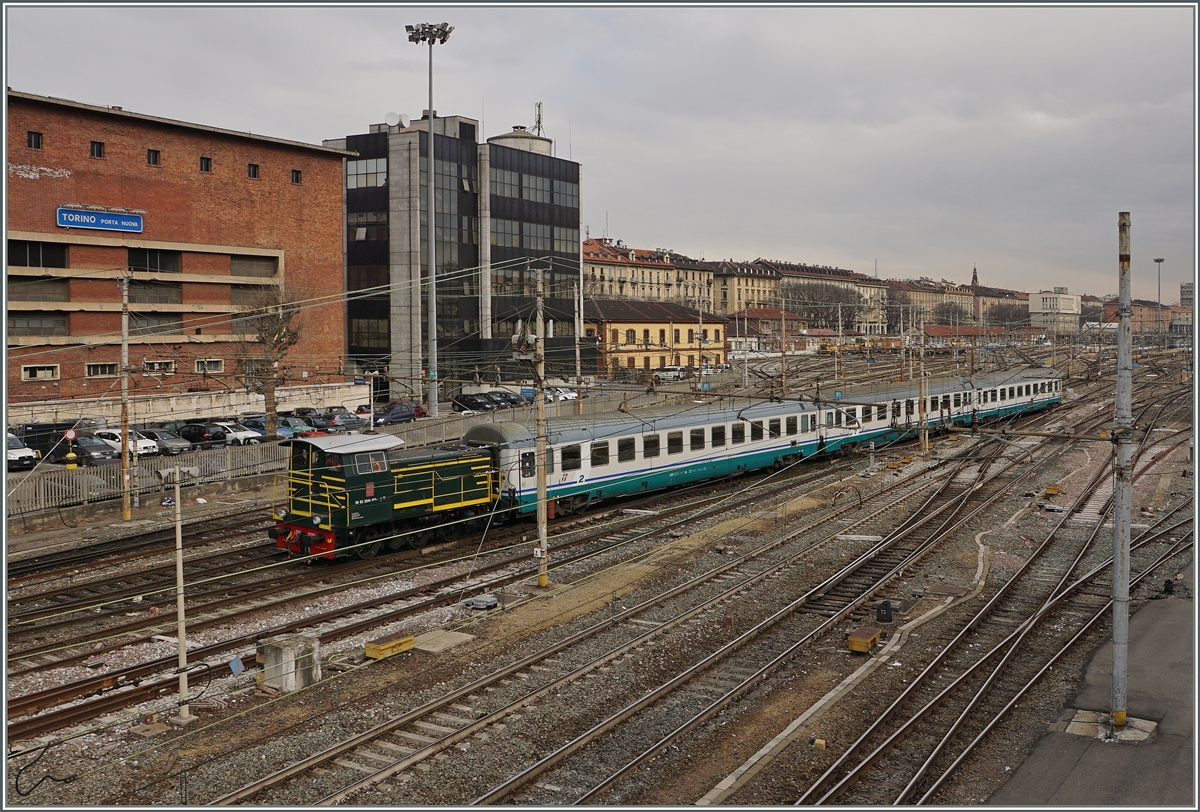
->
left=535, top=269, right=550, bottom=588
left=1112, top=211, right=1134, bottom=728
left=574, top=280, right=583, bottom=414
left=173, top=466, right=193, bottom=724
left=919, top=307, right=928, bottom=454
left=120, top=273, right=131, bottom=521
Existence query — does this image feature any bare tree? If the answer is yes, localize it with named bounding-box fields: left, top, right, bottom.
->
left=779, top=281, right=863, bottom=331
left=235, top=286, right=300, bottom=437
left=931, top=301, right=969, bottom=325
left=883, top=288, right=912, bottom=335
left=986, top=302, right=1029, bottom=330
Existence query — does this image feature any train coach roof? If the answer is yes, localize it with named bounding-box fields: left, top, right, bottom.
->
left=281, top=434, right=404, bottom=454
left=828, top=366, right=1060, bottom=404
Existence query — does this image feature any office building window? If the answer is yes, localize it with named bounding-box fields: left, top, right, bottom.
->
left=128, top=280, right=182, bottom=304
left=129, top=248, right=181, bottom=273
left=350, top=318, right=389, bottom=348
left=27, top=131, right=42, bottom=149
left=553, top=227, right=579, bottom=255
left=230, top=255, right=277, bottom=277
left=522, top=222, right=551, bottom=251
left=490, top=167, right=519, bottom=198
left=9, top=237, right=71, bottom=267
left=90, top=140, right=105, bottom=158
left=130, top=314, right=183, bottom=335
left=552, top=179, right=579, bottom=208
left=7, top=276, right=68, bottom=301
left=348, top=211, right=388, bottom=241
left=490, top=219, right=519, bottom=248
left=21, top=365, right=59, bottom=381
left=86, top=363, right=119, bottom=378
left=8, top=313, right=68, bottom=336
left=346, top=158, right=386, bottom=188
left=522, top=174, right=551, bottom=203
left=248, top=163, right=260, bottom=179
left=147, top=149, right=160, bottom=166
left=348, top=265, right=388, bottom=292
left=291, top=169, right=303, bottom=184
left=199, top=156, right=212, bottom=172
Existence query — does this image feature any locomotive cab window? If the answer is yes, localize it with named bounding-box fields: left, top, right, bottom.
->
left=521, top=452, right=535, bottom=478
left=354, top=451, right=387, bottom=474
left=562, top=444, right=582, bottom=471
left=667, top=431, right=683, bottom=454
left=291, top=443, right=314, bottom=471
left=617, top=438, right=636, bottom=462
left=712, top=425, right=726, bottom=446
left=643, top=434, right=660, bottom=458
left=751, top=421, right=764, bottom=441
left=591, top=441, right=609, bottom=467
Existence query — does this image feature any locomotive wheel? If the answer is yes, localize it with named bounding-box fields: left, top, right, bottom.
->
left=357, top=540, right=382, bottom=559
left=408, top=532, right=430, bottom=550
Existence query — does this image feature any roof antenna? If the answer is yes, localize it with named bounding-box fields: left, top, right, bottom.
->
left=534, top=102, right=544, bottom=137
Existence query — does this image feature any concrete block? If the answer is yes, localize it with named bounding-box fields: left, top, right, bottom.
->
left=259, top=633, right=321, bottom=692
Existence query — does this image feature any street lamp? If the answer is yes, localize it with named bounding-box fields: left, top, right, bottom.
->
left=1153, top=257, right=1165, bottom=347
left=406, top=21, right=453, bottom=418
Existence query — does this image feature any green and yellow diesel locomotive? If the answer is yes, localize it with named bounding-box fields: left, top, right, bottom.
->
left=269, top=434, right=497, bottom=559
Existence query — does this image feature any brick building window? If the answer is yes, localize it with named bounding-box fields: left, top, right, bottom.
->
left=142, top=360, right=176, bottom=375
left=128, top=248, right=181, bottom=273
left=199, top=156, right=212, bottom=172
left=128, top=280, right=182, bottom=304
left=9, top=240, right=68, bottom=268
left=7, top=276, right=69, bottom=302
left=231, top=284, right=272, bottom=305
left=230, top=255, right=277, bottom=277
left=8, top=313, right=67, bottom=336
left=27, top=131, right=42, bottom=149
left=195, top=359, right=224, bottom=373
left=86, top=363, right=119, bottom=378
left=247, top=163, right=259, bottom=179
left=130, top=314, right=182, bottom=335
left=291, top=169, right=302, bottom=184
left=147, top=149, right=160, bottom=165
left=21, top=365, right=59, bottom=381
left=90, top=140, right=105, bottom=158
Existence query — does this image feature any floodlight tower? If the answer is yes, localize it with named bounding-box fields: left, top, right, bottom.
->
left=1153, top=257, right=1165, bottom=346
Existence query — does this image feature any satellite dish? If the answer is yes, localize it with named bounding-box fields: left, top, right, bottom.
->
left=385, top=112, right=409, bottom=129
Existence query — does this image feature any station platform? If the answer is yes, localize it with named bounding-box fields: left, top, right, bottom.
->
left=989, top=563, right=1194, bottom=806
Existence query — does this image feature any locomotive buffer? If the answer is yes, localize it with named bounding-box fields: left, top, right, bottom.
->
left=512, top=266, right=551, bottom=588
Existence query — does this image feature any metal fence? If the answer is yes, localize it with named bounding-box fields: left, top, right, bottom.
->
left=4, top=389, right=690, bottom=517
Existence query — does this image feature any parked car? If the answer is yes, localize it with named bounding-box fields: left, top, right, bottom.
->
left=355, top=404, right=376, bottom=416
left=452, top=393, right=497, bottom=412
left=313, top=407, right=368, bottom=431
left=653, top=365, right=690, bottom=383
left=374, top=402, right=421, bottom=426
left=242, top=417, right=293, bottom=438
left=473, top=392, right=512, bottom=410
left=293, top=415, right=345, bottom=434
left=553, top=387, right=579, bottom=401
left=6, top=434, right=38, bottom=470
left=173, top=423, right=228, bottom=449
left=47, top=433, right=120, bottom=465
left=92, top=428, right=160, bottom=457
left=213, top=421, right=264, bottom=446
left=279, top=417, right=328, bottom=438
left=137, top=429, right=193, bottom=456
left=380, top=399, right=426, bottom=419
left=491, top=392, right=529, bottom=408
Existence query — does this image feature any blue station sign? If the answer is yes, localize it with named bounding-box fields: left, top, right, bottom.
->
left=57, top=207, right=143, bottom=233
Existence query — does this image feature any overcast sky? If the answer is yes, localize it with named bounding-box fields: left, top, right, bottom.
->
left=5, top=5, right=1195, bottom=301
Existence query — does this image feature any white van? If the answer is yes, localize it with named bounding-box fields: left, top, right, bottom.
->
left=653, top=366, right=689, bottom=383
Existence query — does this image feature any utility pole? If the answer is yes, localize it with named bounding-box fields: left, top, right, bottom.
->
left=574, top=281, right=583, bottom=414
left=1153, top=257, right=1165, bottom=348
left=1112, top=212, right=1133, bottom=729
left=535, top=270, right=549, bottom=588
left=780, top=302, right=788, bottom=394
left=171, top=465, right=194, bottom=726
left=836, top=303, right=843, bottom=380
left=120, top=273, right=131, bottom=521
left=742, top=312, right=748, bottom=388
left=919, top=307, right=928, bottom=454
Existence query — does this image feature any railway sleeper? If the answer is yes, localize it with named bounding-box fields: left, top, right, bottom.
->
left=333, top=758, right=379, bottom=774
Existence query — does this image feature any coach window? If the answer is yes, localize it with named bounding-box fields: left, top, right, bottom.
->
left=712, top=425, right=726, bottom=446
left=953, top=394, right=961, bottom=408
left=825, top=411, right=833, bottom=427
left=617, top=438, right=636, bottom=462
left=731, top=423, right=745, bottom=444
left=521, top=452, right=535, bottom=478
left=877, top=405, right=887, bottom=421
left=690, top=428, right=705, bottom=451
left=999, top=388, right=1006, bottom=401
left=835, top=411, right=843, bottom=427
left=546, top=449, right=555, bottom=473
left=942, top=395, right=951, bottom=411
left=591, top=441, right=610, bottom=467
left=667, top=431, right=684, bottom=454
left=786, top=416, right=797, bottom=434
left=643, top=434, right=661, bottom=457
left=768, top=419, right=781, bottom=438
left=751, top=421, right=764, bottom=441
left=861, top=408, right=872, bottom=425
left=562, top=444, right=582, bottom=471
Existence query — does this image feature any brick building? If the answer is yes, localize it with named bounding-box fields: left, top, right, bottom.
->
left=6, top=90, right=350, bottom=403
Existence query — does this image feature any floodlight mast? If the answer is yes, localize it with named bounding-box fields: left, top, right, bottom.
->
left=406, top=22, right=453, bottom=416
